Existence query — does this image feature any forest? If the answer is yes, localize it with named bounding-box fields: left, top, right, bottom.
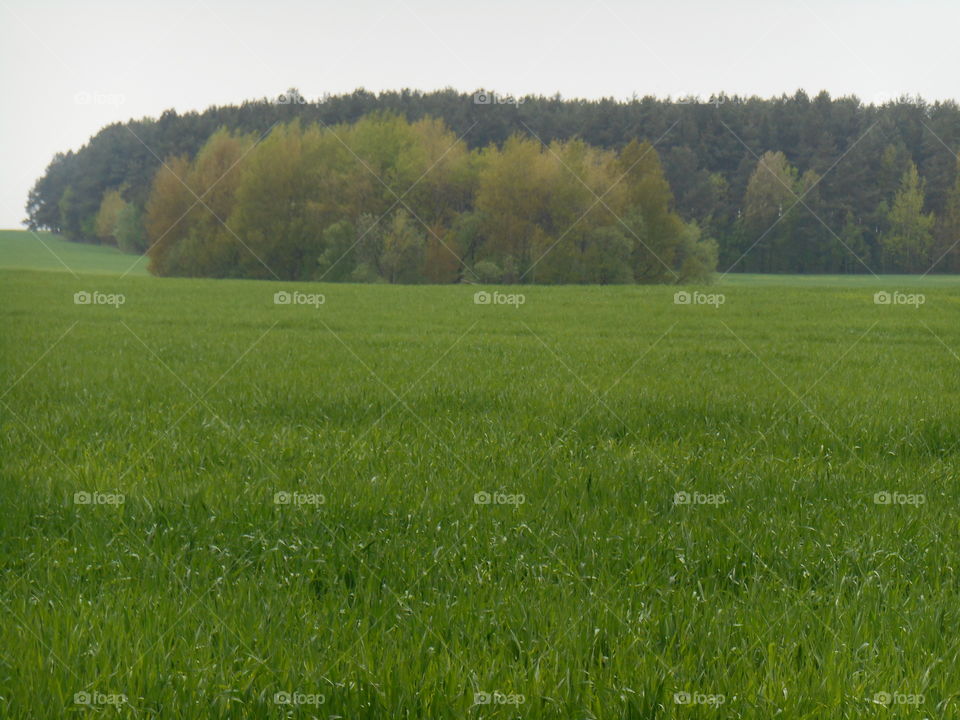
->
left=25, top=88, right=960, bottom=281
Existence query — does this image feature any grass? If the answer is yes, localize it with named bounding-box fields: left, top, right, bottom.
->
left=2, top=235, right=960, bottom=718
left=720, top=272, right=960, bottom=287
left=0, top=229, right=148, bottom=276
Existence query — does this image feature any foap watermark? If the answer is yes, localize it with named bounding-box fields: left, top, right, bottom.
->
left=474, top=691, right=526, bottom=705
left=674, top=94, right=743, bottom=108
left=74, top=91, right=125, bottom=107
left=873, top=491, right=925, bottom=506
left=873, top=291, right=924, bottom=308
left=674, top=290, right=724, bottom=308
left=74, top=691, right=127, bottom=707
left=473, top=290, right=525, bottom=308
left=474, top=490, right=525, bottom=506
left=274, top=290, right=325, bottom=308
left=674, top=691, right=726, bottom=706
left=274, top=491, right=325, bottom=506
left=274, top=691, right=325, bottom=706
left=274, top=90, right=309, bottom=105
left=872, top=691, right=924, bottom=706
left=74, top=491, right=125, bottom=506
left=674, top=491, right=727, bottom=506
left=473, top=91, right=524, bottom=106
left=74, top=290, right=125, bottom=308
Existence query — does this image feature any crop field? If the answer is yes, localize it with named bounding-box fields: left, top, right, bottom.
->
left=0, top=230, right=148, bottom=276
left=2, top=242, right=960, bottom=718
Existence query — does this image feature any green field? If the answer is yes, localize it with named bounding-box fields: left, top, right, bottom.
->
left=0, top=229, right=148, bottom=276
left=2, top=233, right=960, bottom=718
left=720, top=272, right=960, bottom=287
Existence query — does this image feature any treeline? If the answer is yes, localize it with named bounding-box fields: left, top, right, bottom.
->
left=26, top=88, right=960, bottom=278
left=141, top=116, right=714, bottom=283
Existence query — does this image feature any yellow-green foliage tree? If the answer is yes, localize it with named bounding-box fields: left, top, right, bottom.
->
left=740, top=151, right=803, bottom=273
left=94, top=189, right=127, bottom=245
left=228, top=121, right=333, bottom=279
left=881, top=162, right=935, bottom=273
left=617, top=140, right=688, bottom=282
left=144, top=114, right=716, bottom=283
left=473, top=135, right=694, bottom=284
left=474, top=135, right=559, bottom=278
left=145, top=128, right=254, bottom=276
left=144, top=155, right=192, bottom=275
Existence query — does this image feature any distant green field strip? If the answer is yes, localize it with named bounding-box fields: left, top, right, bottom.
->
left=0, top=230, right=148, bottom=276
left=719, top=272, right=960, bottom=287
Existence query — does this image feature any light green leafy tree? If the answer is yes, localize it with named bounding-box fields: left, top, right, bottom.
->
left=881, top=162, right=935, bottom=272
left=380, top=210, right=426, bottom=283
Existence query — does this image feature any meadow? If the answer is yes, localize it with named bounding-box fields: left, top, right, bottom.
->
left=0, top=230, right=148, bottom=276
left=1, top=234, right=960, bottom=718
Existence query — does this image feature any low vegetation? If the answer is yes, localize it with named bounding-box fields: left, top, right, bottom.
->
left=2, top=258, right=959, bottom=718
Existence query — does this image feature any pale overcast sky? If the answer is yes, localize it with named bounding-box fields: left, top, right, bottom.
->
left=1, top=0, right=957, bottom=228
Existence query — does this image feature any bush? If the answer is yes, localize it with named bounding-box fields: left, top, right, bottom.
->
left=473, top=260, right=503, bottom=283
left=676, top=222, right=718, bottom=283
left=114, top=203, right=147, bottom=254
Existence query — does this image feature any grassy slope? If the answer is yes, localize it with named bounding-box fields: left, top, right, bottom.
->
left=2, top=267, right=960, bottom=718
left=0, top=229, right=148, bottom=276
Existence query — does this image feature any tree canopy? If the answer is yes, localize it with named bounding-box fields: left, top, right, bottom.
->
left=140, top=115, right=707, bottom=284
left=25, top=88, right=960, bottom=279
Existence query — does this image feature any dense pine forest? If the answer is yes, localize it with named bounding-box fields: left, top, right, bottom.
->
left=26, top=88, right=960, bottom=282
